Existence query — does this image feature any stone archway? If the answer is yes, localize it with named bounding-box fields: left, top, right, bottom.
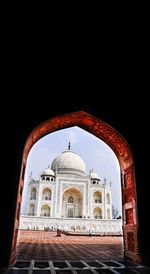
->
left=93, top=191, right=102, bottom=203
left=29, top=204, right=35, bottom=216
left=11, top=111, right=141, bottom=263
left=30, top=188, right=36, bottom=200
left=93, top=207, right=102, bottom=219
left=42, top=188, right=51, bottom=200
left=40, top=204, right=50, bottom=217
left=62, top=187, right=83, bottom=218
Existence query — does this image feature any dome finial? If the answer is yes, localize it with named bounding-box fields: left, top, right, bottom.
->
left=68, top=141, right=71, bottom=150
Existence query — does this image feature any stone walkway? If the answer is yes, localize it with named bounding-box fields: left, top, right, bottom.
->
left=16, top=230, right=124, bottom=261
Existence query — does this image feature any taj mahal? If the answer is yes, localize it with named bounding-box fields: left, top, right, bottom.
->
left=20, top=143, right=122, bottom=234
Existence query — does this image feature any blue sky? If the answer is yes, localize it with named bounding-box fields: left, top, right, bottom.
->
left=21, top=126, right=122, bottom=215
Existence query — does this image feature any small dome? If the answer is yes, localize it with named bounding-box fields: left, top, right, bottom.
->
left=90, top=172, right=99, bottom=180
left=42, top=168, right=54, bottom=176
left=51, top=150, right=86, bottom=175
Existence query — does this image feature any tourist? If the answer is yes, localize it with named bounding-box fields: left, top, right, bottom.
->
left=57, top=229, right=61, bottom=237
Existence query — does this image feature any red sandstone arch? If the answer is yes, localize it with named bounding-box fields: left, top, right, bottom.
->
left=11, top=111, right=141, bottom=263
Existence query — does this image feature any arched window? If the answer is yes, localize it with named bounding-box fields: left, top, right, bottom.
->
left=106, top=193, right=110, bottom=204
left=93, top=191, right=102, bottom=203
left=93, top=207, right=102, bottom=219
left=68, top=208, right=73, bottom=217
left=30, top=188, right=36, bottom=200
left=42, top=188, right=51, bottom=200
left=68, top=196, right=74, bottom=203
left=107, top=208, right=111, bottom=219
left=29, top=204, right=35, bottom=216
left=41, top=204, right=50, bottom=217
left=46, top=177, right=50, bottom=181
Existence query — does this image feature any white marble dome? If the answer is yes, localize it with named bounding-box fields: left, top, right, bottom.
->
left=42, top=168, right=54, bottom=176
left=51, top=150, right=86, bottom=174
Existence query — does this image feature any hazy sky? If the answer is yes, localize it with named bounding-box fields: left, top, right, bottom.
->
left=21, top=126, right=122, bottom=215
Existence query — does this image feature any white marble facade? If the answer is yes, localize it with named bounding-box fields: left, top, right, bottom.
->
left=20, top=144, right=122, bottom=233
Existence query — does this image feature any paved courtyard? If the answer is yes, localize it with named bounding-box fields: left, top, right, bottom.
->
left=16, top=230, right=124, bottom=261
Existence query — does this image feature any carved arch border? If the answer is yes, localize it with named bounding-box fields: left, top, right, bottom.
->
left=11, top=111, right=141, bottom=263
left=62, top=186, right=83, bottom=196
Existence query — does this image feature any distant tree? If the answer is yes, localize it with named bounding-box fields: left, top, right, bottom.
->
left=112, top=205, right=119, bottom=219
